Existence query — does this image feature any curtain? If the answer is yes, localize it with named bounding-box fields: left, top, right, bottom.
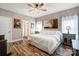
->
left=62, top=15, right=78, bottom=39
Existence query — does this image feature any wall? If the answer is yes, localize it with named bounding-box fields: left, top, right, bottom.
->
left=36, top=6, right=79, bottom=31
left=0, top=6, right=79, bottom=39
left=37, top=6, right=79, bottom=20
left=36, top=6, right=79, bottom=38
left=0, top=16, right=12, bottom=42
left=0, top=8, right=35, bottom=41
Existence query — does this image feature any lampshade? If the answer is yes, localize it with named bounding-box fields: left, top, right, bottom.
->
left=66, top=26, right=71, bottom=30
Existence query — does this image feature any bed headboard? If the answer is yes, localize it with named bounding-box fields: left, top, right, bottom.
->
left=40, top=30, right=61, bottom=35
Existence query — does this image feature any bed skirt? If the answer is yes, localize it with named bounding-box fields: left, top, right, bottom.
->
left=29, top=40, right=61, bottom=55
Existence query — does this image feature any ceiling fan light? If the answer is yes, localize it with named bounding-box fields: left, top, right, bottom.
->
left=27, top=3, right=45, bottom=9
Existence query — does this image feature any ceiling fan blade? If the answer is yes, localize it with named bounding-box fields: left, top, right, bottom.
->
left=28, top=8, right=47, bottom=12
left=37, top=3, right=44, bottom=8
left=40, top=9, right=47, bottom=11
left=27, top=4, right=33, bottom=7
left=28, top=9, right=33, bottom=12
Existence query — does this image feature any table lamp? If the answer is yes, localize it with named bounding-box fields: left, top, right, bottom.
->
left=66, top=26, right=71, bottom=34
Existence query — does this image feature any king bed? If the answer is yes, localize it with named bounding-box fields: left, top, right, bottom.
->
left=29, top=31, right=63, bottom=54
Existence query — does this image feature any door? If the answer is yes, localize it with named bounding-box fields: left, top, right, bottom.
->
left=22, top=20, right=28, bottom=37
left=0, top=16, right=12, bottom=42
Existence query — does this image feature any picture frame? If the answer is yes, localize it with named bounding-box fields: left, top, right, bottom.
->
left=14, top=18, right=21, bottom=28
left=44, top=18, right=58, bottom=29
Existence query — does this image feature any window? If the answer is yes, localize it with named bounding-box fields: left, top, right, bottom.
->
left=62, top=15, right=78, bottom=39
left=36, top=21, right=42, bottom=32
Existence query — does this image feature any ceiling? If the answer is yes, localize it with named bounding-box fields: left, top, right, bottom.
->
left=0, top=3, right=79, bottom=18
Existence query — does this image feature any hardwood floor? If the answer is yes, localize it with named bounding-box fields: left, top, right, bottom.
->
left=10, top=38, right=72, bottom=56
left=11, top=39, right=48, bottom=56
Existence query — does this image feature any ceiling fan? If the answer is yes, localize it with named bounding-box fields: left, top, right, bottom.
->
left=27, top=3, right=47, bottom=12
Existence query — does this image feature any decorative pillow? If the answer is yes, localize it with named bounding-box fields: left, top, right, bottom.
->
left=40, top=30, right=58, bottom=35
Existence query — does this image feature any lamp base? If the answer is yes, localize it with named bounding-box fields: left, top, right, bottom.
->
left=67, top=30, right=69, bottom=34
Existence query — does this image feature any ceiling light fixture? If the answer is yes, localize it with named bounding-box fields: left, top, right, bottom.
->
left=27, top=3, right=45, bottom=9
left=26, top=3, right=47, bottom=12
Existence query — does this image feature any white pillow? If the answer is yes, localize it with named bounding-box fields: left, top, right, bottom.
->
left=40, top=30, right=57, bottom=35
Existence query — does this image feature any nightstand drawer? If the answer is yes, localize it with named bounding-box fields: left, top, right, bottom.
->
left=63, top=33, right=76, bottom=46
left=63, top=34, right=76, bottom=39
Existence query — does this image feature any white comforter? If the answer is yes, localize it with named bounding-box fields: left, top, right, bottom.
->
left=29, top=32, right=62, bottom=54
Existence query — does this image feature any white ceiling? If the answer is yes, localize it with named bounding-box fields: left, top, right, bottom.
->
left=0, top=3, right=79, bottom=18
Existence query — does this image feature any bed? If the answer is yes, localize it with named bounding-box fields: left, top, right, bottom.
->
left=28, top=31, right=63, bottom=54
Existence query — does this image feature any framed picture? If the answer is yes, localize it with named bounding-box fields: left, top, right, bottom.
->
left=44, top=18, right=58, bottom=29
left=14, top=18, right=21, bottom=28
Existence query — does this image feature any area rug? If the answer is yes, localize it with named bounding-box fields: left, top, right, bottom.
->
left=53, top=45, right=73, bottom=56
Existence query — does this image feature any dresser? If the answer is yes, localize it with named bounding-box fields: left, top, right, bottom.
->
left=0, top=35, right=7, bottom=56
left=0, top=40, right=7, bottom=56
left=63, top=33, right=76, bottom=46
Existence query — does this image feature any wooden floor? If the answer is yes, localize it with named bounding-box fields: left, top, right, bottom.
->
left=10, top=38, right=72, bottom=56
left=11, top=38, right=49, bottom=56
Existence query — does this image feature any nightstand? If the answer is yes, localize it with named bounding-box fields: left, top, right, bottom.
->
left=63, top=33, right=76, bottom=46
